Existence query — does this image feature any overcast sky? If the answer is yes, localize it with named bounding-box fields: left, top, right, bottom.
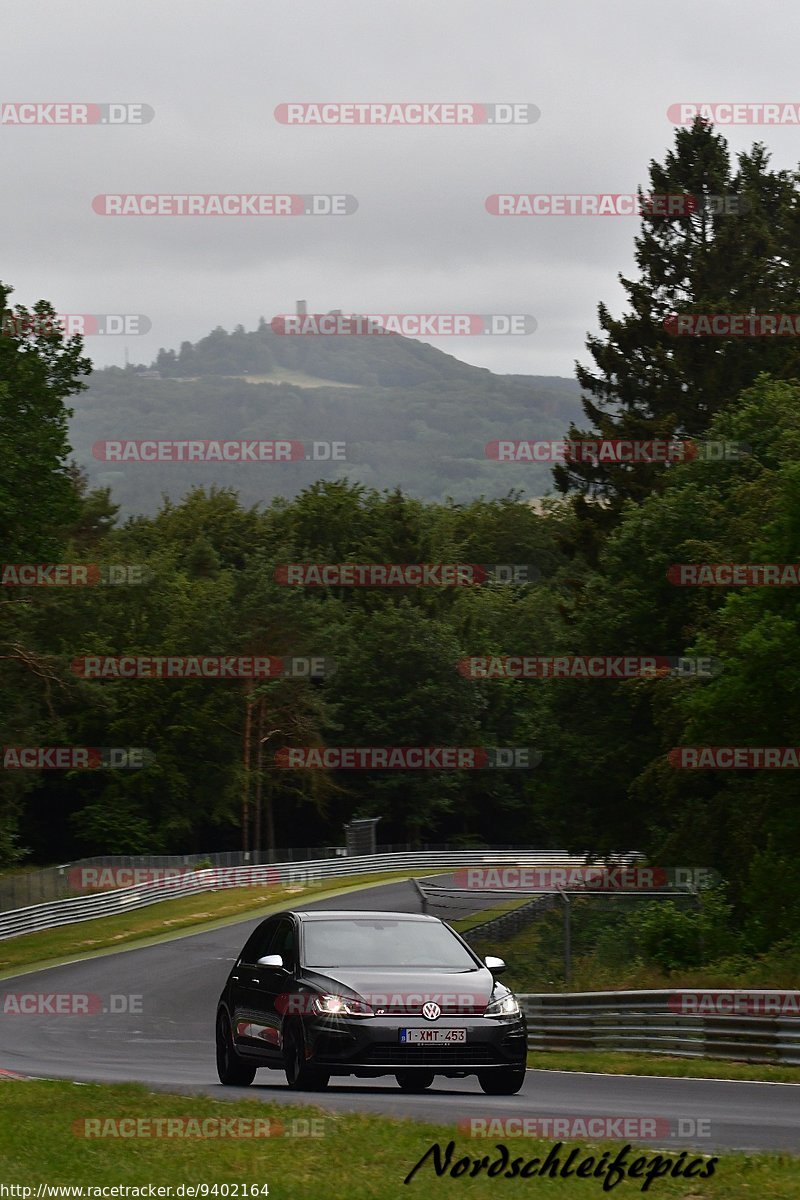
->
left=3, top=0, right=800, bottom=377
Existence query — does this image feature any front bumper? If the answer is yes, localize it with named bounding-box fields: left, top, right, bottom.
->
left=305, top=1013, right=527, bottom=1076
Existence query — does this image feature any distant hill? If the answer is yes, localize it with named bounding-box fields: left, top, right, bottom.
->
left=69, top=319, right=583, bottom=515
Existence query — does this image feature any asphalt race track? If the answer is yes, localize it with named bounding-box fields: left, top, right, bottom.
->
left=0, top=875, right=798, bottom=1156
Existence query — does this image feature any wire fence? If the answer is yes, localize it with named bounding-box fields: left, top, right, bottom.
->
left=416, top=874, right=699, bottom=986
left=461, top=893, right=562, bottom=939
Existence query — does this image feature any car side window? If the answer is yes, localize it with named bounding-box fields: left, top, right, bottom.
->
left=240, top=920, right=278, bottom=966
left=268, top=920, right=296, bottom=970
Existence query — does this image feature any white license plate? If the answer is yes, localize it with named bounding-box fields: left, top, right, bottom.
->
left=399, top=1028, right=467, bottom=1044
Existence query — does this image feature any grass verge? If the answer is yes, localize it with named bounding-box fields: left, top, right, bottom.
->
left=0, top=871, right=442, bottom=978
left=466, top=899, right=800, bottom=993
left=451, top=897, right=533, bottom=934
left=0, top=1078, right=797, bottom=1198
left=528, top=1050, right=800, bottom=1084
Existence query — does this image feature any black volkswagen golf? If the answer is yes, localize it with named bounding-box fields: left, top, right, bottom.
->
left=216, top=909, right=527, bottom=1094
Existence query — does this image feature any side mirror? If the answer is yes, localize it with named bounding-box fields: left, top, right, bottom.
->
left=256, top=954, right=285, bottom=970
left=484, top=955, right=507, bottom=975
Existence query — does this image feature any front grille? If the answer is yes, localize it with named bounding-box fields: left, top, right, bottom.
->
left=376, top=1004, right=486, bottom=1016
left=357, top=1044, right=501, bottom=1067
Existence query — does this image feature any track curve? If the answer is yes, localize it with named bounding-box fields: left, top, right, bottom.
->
left=0, top=875, right=797, bottom=1155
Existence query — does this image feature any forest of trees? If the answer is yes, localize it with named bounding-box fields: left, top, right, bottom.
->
left=72, top=343, right=581, bottom=515
left=3, top=120, right=800, bottom=959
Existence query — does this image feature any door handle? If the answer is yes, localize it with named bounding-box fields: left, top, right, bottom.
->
left=250, top=977, right=260, bottom=984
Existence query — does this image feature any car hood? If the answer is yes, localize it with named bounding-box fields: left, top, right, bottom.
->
left=300, top=966, right=497, bottom=1010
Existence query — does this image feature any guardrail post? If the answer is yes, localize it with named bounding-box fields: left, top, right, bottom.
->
left=410, top=877, right=428, bottom=914
left=558, top=888, right=572, bottom=986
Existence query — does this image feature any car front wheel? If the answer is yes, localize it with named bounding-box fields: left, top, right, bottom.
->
left=478, top=1068, right=525, bottom=1095
left=395, top=1071, right=435, bottom=1092
left=216, top=1011, right=257, bottom=1087
left=283, top=1023, right=330, bottom=1091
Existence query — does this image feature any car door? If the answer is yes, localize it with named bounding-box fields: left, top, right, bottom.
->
left=246, top=917, right=298, bottom=1056
left=230, top=918, right=281, bottom=1056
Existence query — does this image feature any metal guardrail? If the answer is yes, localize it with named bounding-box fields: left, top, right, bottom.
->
left=417, top=862, right=649, bottom=982
left=520, top=990, right=800, bottom=1065
left=0, top=844, right=598, bottom=912
left=0, top=850, right=606, bottom=941
left=420, top=872, right=696, bottom=986
left=4, top=863, right=794, bottom=1065
left=0, top=845, right=415, bottom=911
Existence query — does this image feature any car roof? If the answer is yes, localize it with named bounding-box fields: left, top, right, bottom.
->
left=292, top=909, right=441, bottom=922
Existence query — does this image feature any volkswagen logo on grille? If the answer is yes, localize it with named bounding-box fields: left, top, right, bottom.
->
left=422, top=1002, right=441, bottom=1021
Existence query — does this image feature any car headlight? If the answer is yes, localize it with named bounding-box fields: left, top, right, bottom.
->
left=485, top=990, right=521, bottom=1018
left=311, top=994, right=374, bottom=1018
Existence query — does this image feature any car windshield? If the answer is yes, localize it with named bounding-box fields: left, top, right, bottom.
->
left=302, top=918, right=478, bottom=968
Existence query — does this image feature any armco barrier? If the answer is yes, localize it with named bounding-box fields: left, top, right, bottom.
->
left=0, top=844, right=621, bottom=911
left=0, top=845, right=414, bottom=911
left=4, top=868, right=791, bottom=1064
left=521, top=990, right=800, bottom=1065
left=0, top=851, right=617, bottom=941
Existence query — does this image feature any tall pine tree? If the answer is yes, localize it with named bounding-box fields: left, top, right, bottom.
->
left=555, top=121, right=800, bottom=530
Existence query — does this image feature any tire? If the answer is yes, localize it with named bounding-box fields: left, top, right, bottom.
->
left=478, top=1068, right=526, bottom=1095
left=283, top=1022, right=330, bottom=1091
left=216, top=1010, right=257, bottom=1087
left=395, top=1071, right=435, bottom=1092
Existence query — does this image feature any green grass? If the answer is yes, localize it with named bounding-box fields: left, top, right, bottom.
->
left=469, top=916, right=800, bottom=1085
left=467, top=905, right=800, bottom=992
left=1, top=1079, right=797, bottom=1197
left=170, top=370, right=358, bottom=388
left=227, top=370, right=359, bottom=389
left=528, top=1050, right=800, bottom=1084
left=0, top=864, right=47, bottom=877
left=451, top=897, right=532, bottom=934
left=0, top=871, right=442, bottom=979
